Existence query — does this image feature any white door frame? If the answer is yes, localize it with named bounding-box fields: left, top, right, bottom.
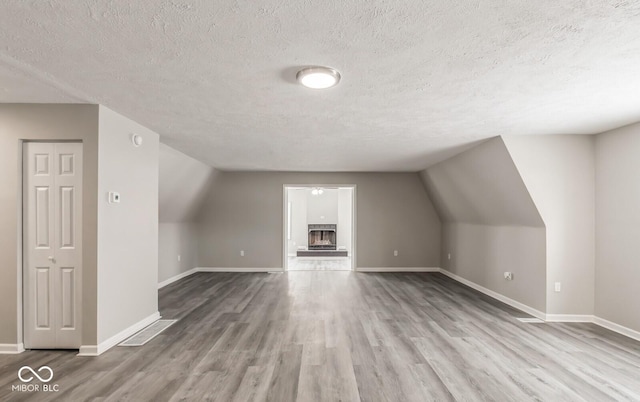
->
left=22, top=140, right=83, bottom=350
left=282, top=184, right=357, bottom=271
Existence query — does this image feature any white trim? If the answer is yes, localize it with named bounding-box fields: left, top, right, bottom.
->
left=77, top=345, right=99, bottom=356
left=78, top=311, right=160, bottom=356
left=439, top=268, right=547, bottom=320
left=197, top=267, right=280, bottom=273
left=0, top=343, right=25, bottom=354
left=283, top=184, right=357, bottom=272
left=158, top=268, right=198, bottom=289
left=438, top=269, right=640, bottom=342
left=593, top=316, right=640, bottom=342
left=545, top=314, right=593, bottom=323
left=356, top=267, right=440, bottom=272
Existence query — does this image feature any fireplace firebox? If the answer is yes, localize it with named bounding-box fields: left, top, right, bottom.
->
left=308, top=224, right=337, bottom=250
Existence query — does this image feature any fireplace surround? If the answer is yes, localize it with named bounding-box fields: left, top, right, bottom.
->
left=308, top=224, right=337, bottom=250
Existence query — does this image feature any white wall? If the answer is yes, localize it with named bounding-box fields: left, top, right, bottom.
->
left=97, top=106, right=159, bottom=344
left=287, top=187, right=353, bottom=256
left=287, top=189, right=308, bottom=255
left=504, top=135, right=595, bottom=315
left=158, top=143, right=216, bottom=283
left=595, top=123, right=640, bottom=333
left=307, top=188, right=339, bottom=223
left=337, top=188, right=353, bottom=254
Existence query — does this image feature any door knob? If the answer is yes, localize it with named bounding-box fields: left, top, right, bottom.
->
left=48, top=256, right=55, bottom=263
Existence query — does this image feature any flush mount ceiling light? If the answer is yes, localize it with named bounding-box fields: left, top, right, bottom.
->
left=296, top=66, right=341, bottom=89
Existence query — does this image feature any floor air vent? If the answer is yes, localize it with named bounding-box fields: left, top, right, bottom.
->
left=119, top=319, right=177, bottom=347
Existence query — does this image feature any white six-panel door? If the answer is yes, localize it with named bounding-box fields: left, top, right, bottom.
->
left=23, top=142, right=82, bottom=349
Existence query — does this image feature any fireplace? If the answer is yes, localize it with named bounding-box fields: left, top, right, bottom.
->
left=308, top=224, right=337, bottom=250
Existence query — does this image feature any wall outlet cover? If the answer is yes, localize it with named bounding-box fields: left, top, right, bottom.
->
left=108, top=192, right=121, bottom=203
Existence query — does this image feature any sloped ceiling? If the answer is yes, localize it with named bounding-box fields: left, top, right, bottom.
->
left=1, top=1, right=640, bottom=171
left=420, top=137, right=543, bottom=227
left=159, top=143, right=217, bottom=222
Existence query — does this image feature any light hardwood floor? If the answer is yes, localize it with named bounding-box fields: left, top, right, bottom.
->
left=1, top=271, right=639, bottom=401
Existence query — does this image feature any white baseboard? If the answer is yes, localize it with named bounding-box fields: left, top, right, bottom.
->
left=439, top=268, right=547, bottom=320
left=0, top=343, right=25, bottom=354
left=545, top=314, right=593, bottom=323
left=78, top=311, right=161, bottom=356
left=158, top=268, right=198, bottom=289
left=356, top=267, right=440, bottom=272
left=197, top=267, right=280, bottom=273
left=593, top=316, right=640, bottom=342
left=438, top=269, right=640, bottom=342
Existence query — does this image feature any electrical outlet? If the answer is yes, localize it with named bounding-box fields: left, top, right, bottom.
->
left=240, top=250, right=245, bottom=257
left=108, top=191, right=121, bottom=203
left=393, top=250, right=398, bottom=257
left=555, top=282, right=561, bottom=292
left=504, top=272, right=513, bottom=280
left=447, top=253, right=451, bottom=260
left=177, top=254, right=181, bottom=262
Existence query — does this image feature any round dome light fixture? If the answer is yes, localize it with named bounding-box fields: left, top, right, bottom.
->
left=296, top=66, right=341, bottom=89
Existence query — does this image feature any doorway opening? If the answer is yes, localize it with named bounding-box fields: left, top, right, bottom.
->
left=283, top=185, right=356, bottom=271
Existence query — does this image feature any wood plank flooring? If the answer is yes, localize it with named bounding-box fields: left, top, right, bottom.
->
left=1, top=271, right=639, bottom=401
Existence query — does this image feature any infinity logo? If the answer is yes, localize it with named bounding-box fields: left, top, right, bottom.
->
left=18, top=366, right=53, bottom=383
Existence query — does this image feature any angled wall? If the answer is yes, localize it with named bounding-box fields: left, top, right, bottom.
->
left=421, top=137, right=547, bottom=313
left=504, top=135, right=595, bottom=316
left=595, top=122, right=640, bottom=333
left=158, top=143, right=217, bottom=284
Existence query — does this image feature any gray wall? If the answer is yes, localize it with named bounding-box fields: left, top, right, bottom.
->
left=442, top=223, right=547, bottom=312
left=158, top=143, right=216, bottom=283
left=421, top=137, right=547, bottom=312
left=595, top=122, right=640, bottom=332
left=197, top=172, right=441, bottom=269
left=159, top=223, right=199, bottom=281
left=504, top=135, right=595, bottom=315
left=0, top=104, right=99, bottom=346
left=96, top=106, right=160, bottom=344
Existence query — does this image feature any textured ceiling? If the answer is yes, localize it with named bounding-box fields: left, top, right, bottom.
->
left=1, top=1, right=640, bottom=171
